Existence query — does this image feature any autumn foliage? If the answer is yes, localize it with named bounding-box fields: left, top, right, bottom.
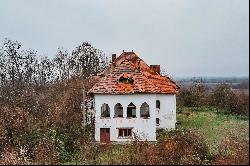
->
left=177, top=81, right=249, bottom=116
left=0, top=39, right=248, bottom=165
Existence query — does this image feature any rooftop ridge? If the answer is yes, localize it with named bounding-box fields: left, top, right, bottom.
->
left=88, top=51, right=178, bottom=94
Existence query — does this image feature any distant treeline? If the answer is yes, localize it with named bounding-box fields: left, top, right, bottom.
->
left=177, top=80, right=249, bottom=116
left=176, top=77, right=249, bottom=88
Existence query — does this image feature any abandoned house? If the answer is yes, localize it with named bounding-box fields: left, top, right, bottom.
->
left=87, top=51, right=179, bottom=143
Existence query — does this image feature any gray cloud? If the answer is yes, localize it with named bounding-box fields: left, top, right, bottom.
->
left=0, top=0, right=249, bottom=77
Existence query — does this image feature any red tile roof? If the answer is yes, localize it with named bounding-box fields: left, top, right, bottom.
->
left=88, top=52, right=179, bottom=94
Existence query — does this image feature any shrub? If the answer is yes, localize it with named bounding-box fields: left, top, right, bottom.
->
left=0, top=106, right=35, bottom=148
left=178, top=82, right=249, bottom=116
left=177, top=81, right=209, bottom=107
left=212, top=137, right=249, bottom=165
left=0, top=147, right=28, bottom=165
left=48, top=77, right=84, bottom=139
left=94, top=129, right=211, bottom=165
left=0, top=112, right=7, bottom=151
left=124, top=140, right=154, bottom=165
left=78, top=138, right=99, bottom=165
left=210, top=83, right=249, bottom=116
left=32, top=138, right=60, bottom=165
left=48, top=126, right=80, bottom=163
left=156, top=129, right=211, bottom=165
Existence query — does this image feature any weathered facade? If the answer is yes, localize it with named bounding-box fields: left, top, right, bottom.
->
left=88, top=51, right=179, bottom=143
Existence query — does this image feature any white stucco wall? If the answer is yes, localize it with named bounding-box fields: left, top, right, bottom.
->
left=94, top=93, right=176, bottom=143
left=156, top=94, right=176, bottom=129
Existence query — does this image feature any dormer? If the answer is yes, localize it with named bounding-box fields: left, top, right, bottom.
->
left=117, top=73, right=134, bottom=84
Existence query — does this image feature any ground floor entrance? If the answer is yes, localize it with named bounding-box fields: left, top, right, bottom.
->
left=100, top=128, right=110, bottom=144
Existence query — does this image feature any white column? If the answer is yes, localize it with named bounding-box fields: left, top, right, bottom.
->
left=109, top=102, right=114, bottom=118
left=123, top=101, right=127, bottom=118
left=136, top=102, right=140, bottom=118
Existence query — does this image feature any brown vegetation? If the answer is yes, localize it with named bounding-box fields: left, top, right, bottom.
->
left=212, top=137, right=249, bottom=165
left=177, top=81, right=249, bottom=116
left=0, top=39, right=248, bottom=165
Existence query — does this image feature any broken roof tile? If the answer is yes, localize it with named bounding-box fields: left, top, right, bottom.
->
left=88, top=52, right=179, bottom=94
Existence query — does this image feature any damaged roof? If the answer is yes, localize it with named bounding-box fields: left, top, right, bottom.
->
left=88, top=51, right=179, bottom=94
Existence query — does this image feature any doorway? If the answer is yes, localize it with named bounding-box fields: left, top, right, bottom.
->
left=100, top=128, right=110, bottom=144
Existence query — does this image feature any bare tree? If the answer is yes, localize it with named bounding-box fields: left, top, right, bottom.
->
left=0, top=49, right=7, bottom=88
left=22, top=49, right=38, bottom=86
left=2, top=39, right=23, bottom=87
left=70, top=42, right=108, bottom=79
left=53, top=48, right=70, bottom=82
left=37, top=56, right=54, bottom=86
left=0, top=39, right=39, bottom=88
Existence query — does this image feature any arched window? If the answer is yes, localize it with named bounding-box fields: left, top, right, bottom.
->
left=127, top=102, right=136, bottom=118
left=140, top=102, right=150, bottom=118
left=114, top=103, right=123, bottom=117
left=156, top=100, right=160, bottom=109
left=101, top=103, right=110, bottom=117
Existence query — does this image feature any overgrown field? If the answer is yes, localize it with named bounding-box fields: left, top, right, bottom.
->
left=65, top=107, right=249, bottom=165
left=176, top=107, right=249, bottom=155
left=0, top=38, right=249, bottom=165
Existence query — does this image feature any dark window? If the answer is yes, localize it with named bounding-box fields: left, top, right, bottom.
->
left=118, top=129, right=132, bottom=137
left=101, top=103, right=110, bottom=117
left=140, top=102, right=150, bottom=118
left=124, top=129, right=128, bottom=136
left=156, top=118, right=160, bottom=125
left=118, top=129, right=123, bottom=137
left=127, top=102, right=136, bottom=118
left=156, top=100, right=160, bottom=109
left=114, top=103, right=123, bottom=117
left=128, top=129, right=131, bottom=136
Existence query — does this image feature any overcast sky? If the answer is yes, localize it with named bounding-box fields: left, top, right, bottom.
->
left=0, top=0, right=249, bottom=78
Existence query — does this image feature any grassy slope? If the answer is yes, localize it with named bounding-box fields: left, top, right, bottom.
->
left=177, top=107, right=249, bottom=154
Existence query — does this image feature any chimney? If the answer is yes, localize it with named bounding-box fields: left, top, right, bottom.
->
left=150, top=65, right=160, bottom=74
left=112, top=54, right=116, bottom=63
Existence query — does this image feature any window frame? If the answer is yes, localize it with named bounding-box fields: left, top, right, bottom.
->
left=117, top=128, right=133, bottom=138
left=156, top=118, right=160, bottom=126
left=140, top=102, right=150, bottom=118
left=114, top=103, right=123, bottom=118
left=156, top=100, right=160, bottom=109
left=127, top=102, right=136, bottom=118
left=101, top=103, right=110, bottom=118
